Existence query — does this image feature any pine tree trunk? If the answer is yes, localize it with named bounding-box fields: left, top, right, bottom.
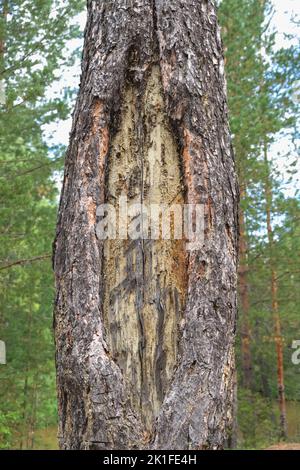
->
left=53, top=0, right=239, bottom=450
left=0, top=0, right=8, bottom=57
left=263, top=142, right=287, bottom=439
left=0, top=0, right=8, bottom=106
left=238, top=198, right=253, bottom=389
left=272, top=270, right=287, bottom=439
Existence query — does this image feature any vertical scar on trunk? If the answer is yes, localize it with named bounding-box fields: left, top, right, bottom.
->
left=102, top=65, right=187, bottom=431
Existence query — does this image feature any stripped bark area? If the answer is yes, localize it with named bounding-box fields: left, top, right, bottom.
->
left=53, top=0, right=239, bottom=450
left=103, top=65, right=187, bottom=431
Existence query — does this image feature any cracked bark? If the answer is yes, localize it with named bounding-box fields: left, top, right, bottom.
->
left=53, top=0, right=239, bottom=450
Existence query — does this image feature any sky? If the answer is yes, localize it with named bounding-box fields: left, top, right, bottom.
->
left=44, top=0, right=300, bottom=196
left=269, top=0, right=300, bottom=196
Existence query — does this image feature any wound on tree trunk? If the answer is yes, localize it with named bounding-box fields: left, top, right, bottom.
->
left=53, top=0, right=239, bottom=450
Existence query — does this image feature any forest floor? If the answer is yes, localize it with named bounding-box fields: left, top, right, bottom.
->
left=32, top=425, right=300, bottom=450
left=32, top=426, right=300, bottom=450
left=33, top=426, right=58, bottom=450
left=266, top=443, right=300, bottom=450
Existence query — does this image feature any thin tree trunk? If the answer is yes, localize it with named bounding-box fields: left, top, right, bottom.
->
left=0, top=0, right=8, bottom=85
left=54, top=0, right=239, bottom=450
left=0, top=0, right=8, bottom=58
left=0, top=0, right=8, bottom=105
left=19, top=373, right=29, bottom=450
left=238, top=194, right=253, bottom=389
left=228, top=367, right=238, bottom=449
left=19, top=305, right=34, bottom=450
left=263, top=142, right=287, bottom=439
left=28, top=382, right=38, bottom=450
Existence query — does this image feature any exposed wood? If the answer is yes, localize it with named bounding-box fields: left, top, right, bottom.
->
left=103, top=65, right=187, bottom=431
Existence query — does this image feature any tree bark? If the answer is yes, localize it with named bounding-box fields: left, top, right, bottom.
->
left=53, top=0, right=239, bottom=450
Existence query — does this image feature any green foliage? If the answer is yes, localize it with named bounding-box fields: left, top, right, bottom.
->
left=219, top=0, right=300, bottom=448
left=0, top=0, right=84, bottom=449
left=237, top=388, right=279, bottom=449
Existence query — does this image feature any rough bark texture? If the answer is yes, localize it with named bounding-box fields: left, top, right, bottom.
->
left=53, top=0, right=239, bottom=450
